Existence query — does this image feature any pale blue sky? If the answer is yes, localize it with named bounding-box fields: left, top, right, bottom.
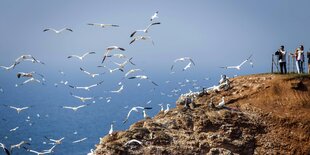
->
left=0, top=0, right=309, bottom=76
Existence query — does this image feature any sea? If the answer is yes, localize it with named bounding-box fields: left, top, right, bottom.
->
left=0, top=60, right=223, bottom=155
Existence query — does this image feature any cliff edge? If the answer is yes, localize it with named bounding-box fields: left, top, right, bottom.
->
left=94, top=74, right=310, bottom=155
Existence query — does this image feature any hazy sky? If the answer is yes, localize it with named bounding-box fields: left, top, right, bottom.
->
left=0, top=0, right=309, bottom=76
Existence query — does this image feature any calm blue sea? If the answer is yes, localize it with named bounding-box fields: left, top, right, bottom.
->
left=0, top=62, right=225, bottom=155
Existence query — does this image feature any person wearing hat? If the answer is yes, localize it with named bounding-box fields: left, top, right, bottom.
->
left=278, top=45, right=287, bottom=74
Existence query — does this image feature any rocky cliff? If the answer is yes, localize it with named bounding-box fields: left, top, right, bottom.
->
left=94, top=74, right=310, bottom=155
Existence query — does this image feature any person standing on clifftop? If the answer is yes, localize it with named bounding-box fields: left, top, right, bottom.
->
left=278, top=45, right=287, bottom=74
left=298, top=45, right=305, bottom=73
left=307, top=50, right=310, bottom=74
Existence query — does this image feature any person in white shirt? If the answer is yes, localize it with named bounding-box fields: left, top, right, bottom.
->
left=295, top=45, right=304, bottom=74
left=278, top=45, right=287, bottom=74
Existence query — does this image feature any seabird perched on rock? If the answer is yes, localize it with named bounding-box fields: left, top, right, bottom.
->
left=217, top=97, right=225, bottom=108
left=164, top=104, right=170, bottom=114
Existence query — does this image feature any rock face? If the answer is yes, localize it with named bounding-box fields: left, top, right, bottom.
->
left=94, top=74, right=310, bottom=155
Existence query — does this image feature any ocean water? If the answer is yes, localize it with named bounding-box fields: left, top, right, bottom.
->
left=0, top=60, right=223, bottom=155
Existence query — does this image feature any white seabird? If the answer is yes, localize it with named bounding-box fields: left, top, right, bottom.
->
left=130, top=22, right=161, bottom=37
left=128, top=75, right=158, bottom=86
left=124, top=139, right=143, bottom=146
left=124, top=69, right=142, bottom=78
left=164, top=104, right=170, bottom=114
left=0, top=62, right=19, bottom=70
left=43, top=28, right=73, bottom=34
left=44, top=136, right=65, bottom=145
left=97, top=65, right=124, bottom=73
left=110, top=85, right=124, bottom=93
left=220, top=54, right=252, bottom=70
left=72, top=138, right=87, bottom=144
left=87, top=23, right=119, bottom=28
left=4, top=105, right=32, bottom=114
left=69, top=81, right=104, bottom=91
left=70, top=92, right=94, bottom=102
left=123, top=106, right=152, bottom=124
left=80, top=67, right=104, bottom=78
left=150, top=11, right=159, bottom=21
left=217, top=97, right=225, bottom=108
left=67, top=52, right=96, bottom=60
left=171, top=57, right=195, bottom=71
left=0, top=142, right=10, bottom=155
left=112, top=57, right=135, bottom=70
left=102, top=46, right=125, bottom=63
left=130, top=36, right=154, bottom=45
left=62, top=104, right=90, bottom=112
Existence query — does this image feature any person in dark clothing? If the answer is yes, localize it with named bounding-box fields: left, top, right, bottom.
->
left=278, top=45, right=287, bottom=74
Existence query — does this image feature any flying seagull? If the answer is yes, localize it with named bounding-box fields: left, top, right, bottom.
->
left=102, top=46, right=126, bottom=63
left=67, top=52, right=96, bottom=60
left=16, top=77, right=44, bottom=87
left=44, top=136, right=65, bottom=145
left=87, top=23, right=119, bottom=28
left=3, top=105, right=32, bottom=114
left=15, top=55, right=40, bottom=64
left=128, top=75, right=158, bottom=86
left=112, top=57, right=135, bottom=70
left=72, top=138, right=87, bottom=144
left=124, top=139, right=143, bottom=146
left=130, top=22, right=161, bottom=37
left=124, top=69, right=142, bottom=78
left=23, top=58, right=45, bottom=65
left=9, top=126, right=19, bottom=132
left=130, top=36, right=154, bottom=45
left=182, top=62, right=192, bottom=71
left=123, top=106, right=152, bottom=124
left=10, top=141, right=30, bottom=153
left=43, top=28, right=73, bottom=34
left=17, top=72, right=44, bottom=79
left=106, top=53, right=126, bottom=59
left=220, top=54, right=252, bottom=70
left=110, top=85, right=124, bottom=93
left=0, top=143, right=10, bottom=155
left=62, top=104, right=90, bottom=112
left=171, top=57, right=195, bottom=71
left=70, top=92, right=94, bottom=102
left=97, top=65, right=124, bottom=73
left=79, top=67, right=104, bottom=78
left=0, top=62, right=19, bottom=70
left=69, top=81, right=104, bottom=91
left=150, top=11, right=159, bottom=21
